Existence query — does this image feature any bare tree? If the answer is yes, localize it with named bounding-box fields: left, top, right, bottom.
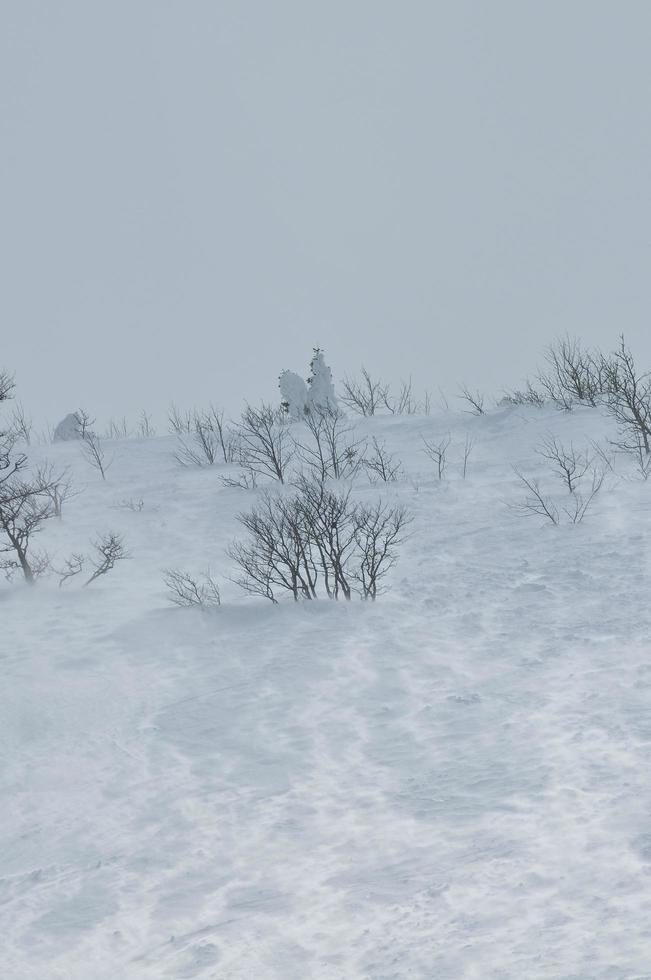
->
left=381, top=377, right=423, bottom=415
left=176, top=406, right=238, bottom=467
left=561, top=470, right=604, bottom=523
left=56, top=552, right=86, bottom=587
left=351, top=501, right=412, bottom=600
left=510, top=469, right=560, bottom=526
left=340, top=368, right=389, bottom=416
left=80, top=432, right=112, bottom=480
left=363, top=437, right=402, bottom=483
left=35, top=463, right=79, bottom=517
left=461, top=434, right=475, bottom=479
left=537, top=335, right=604, bottom=409
left=168, top=403, right=193, bottom=435
left=458, top=385, right=485, bottom=415
left=295, top=407, right=365, bottom=482
left=84, top=532, right=129, bottom=585
left=600, top=336, right=651, bottom=456
left=236, top=404, right=295, bottom=484
left=229, top=490, right=318, bottom=602
left=137, top=411, right=156, bottom=438
left=9, top=402, right=32, bottom=444
left=535, top=436, right=592, bottom=494
left=105, top=417, right=131, bottom=440
left=75, top=409, right=95, bottom=440
left=163, top=568, right=221, bottom=607
left=0, top=468, right=61, bottom=582
left=421, top=434, right=452, bottom=480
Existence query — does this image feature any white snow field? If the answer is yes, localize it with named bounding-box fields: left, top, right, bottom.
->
left=4, top=404, right=651, bottom=979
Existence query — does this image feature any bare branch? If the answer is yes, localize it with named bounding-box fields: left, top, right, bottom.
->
left=458, top=385, right=485, bottom=415
left=510, top=468, right=559, bottom=526
left=80, top=433, right=112, bottom=480
left=84, top=532, right=129, bottom=586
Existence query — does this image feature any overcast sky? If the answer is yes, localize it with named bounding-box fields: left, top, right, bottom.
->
left=2, top=1, right=651, bottom=427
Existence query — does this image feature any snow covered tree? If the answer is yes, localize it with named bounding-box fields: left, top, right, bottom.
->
left=279, top=370, right=309, bottom=420
left=307, top=348, right=337, bottom=413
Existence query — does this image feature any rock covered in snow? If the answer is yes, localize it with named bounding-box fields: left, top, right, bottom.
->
left=53, top=413, right=84, bottom=442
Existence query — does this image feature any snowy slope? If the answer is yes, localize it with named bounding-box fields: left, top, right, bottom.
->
left=3, top=405, right=651, bottom=979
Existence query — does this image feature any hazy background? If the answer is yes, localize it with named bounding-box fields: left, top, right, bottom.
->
left=2, top=1, right=650, bottom=429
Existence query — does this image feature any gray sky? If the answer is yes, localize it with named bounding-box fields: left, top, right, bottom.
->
left=2, top=1, right=651, bottom=427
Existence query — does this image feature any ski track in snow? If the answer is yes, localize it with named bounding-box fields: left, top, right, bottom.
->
left=3, top=405, right=651, bottom=978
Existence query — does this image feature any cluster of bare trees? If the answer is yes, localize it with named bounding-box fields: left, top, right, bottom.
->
left=229, top=475, right=411, bottom=603
left=340, top=369, right=431, bottom=416
left=0, top=374, right=128, bottom=585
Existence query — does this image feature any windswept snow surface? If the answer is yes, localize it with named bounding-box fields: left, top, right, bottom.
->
left=3, top=405, right=651, bottom=978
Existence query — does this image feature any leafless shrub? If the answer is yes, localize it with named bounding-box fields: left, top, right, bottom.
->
left=9, top=402, right=32, bottom=444
left=295, top=407, right=365, bottom=481
left=137, top=411, right=156, bottom=438
left=176, top=406, right=237, bottom=467
left=0, top=370, right=14, bottom=404
left=229, top=477, right=411, bottom=603
left=35, top=463, right=79, bottom=517
left=364, top=437, right=402, bottom=483
left=80, top=432, right=112, bottom=480
left=589, top=439, right=616, bottom=474
left=421, top=433, right=452, bottom=479
left=105, top=417, right=131, bottom=440
left=340, top=368, right=389, bottom=416
left=500, top=382, right=546, bottom=408
left=236, top=403, right=294, bottom=484
left=600, top=335, right=651, bottom=457
left=114, top=497, right=145, bottom=512
left=561, top=470, right=605, bottom=523
left=537, top=336, right=604, bottom=409
left=163, top=568, right=221, bottom=607
left=510, top=469, right=560, bottom=525
left=535, top=436, right=592, bottom=493
left=168, top=403, right=193, bottom=435
left=221, top=468, right=259, bottom=490
left=461, top=434, right=474, bottom=479
left=458, top=385, right=485, bottom=415
left=56, top=553, right=85, bottom=587
left=84, top=532, right=129, bottom=585
left=510, top=466, right=603, bottom=526
left=75, top=409, right=96, bottom=440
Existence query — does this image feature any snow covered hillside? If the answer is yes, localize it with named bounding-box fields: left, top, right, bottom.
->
left=4, top=403, right=651, bottom=979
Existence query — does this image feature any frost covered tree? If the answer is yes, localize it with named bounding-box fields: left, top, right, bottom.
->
left=279, top=370, right=309, bottom=420
left=307, top=348, right=337, bottom=413
left=279, top=350, right=338, bottom=417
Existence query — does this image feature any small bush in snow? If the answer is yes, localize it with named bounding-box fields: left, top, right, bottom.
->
left=163, top=568, right=221, bottom=607
left=175, top=406, right=237, bottom=467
